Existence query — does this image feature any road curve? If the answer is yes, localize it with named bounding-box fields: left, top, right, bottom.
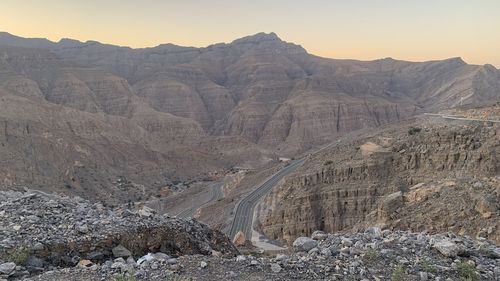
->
left=177, top=182, right=224, bottom=218
left=228, top=112, right=500, bottom=241
left=229, top=159, right=305, bottom=240
left=423, top=113, right=500, bottom=123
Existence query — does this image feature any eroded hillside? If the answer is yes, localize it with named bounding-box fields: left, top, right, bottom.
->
left=257, top=114, right=499, bottom=243
left=0, top=32, right=499, bottom=202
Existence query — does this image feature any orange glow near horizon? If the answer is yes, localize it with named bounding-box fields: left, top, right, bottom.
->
left=1, top=0, right=499, bottom=67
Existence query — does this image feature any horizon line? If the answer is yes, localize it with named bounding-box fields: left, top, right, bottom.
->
left=0, top=31, right=498, bottom=68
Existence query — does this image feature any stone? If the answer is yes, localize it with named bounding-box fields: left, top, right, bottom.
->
left=366, top=227, right=382, bottom=238
left=431, top=239, right=462, bottom=258
left=473, top=182, right=483, bottom=188
left=211, top=250, right=222, bottom=257
left=150, top=262, right=159, bottom=270
left=0, top=262, right=16, bottom=275
left=25, top=256, right=44, bottom=268
left=166, top=258, right=178, bottom=265
left=236, top=255, right=247, bottom=262
left=293, top=237, right=318, bottom=252
left=341, top=238, right=353, bottom=247
left=78, top=260, right=93, bottom=268
left=271, top=263, right=282, bottom=273
left=152, top=252, right=170, bottom=261
left=311, top=230, right=328, bottom=241
left=478, top=245, right=500, bottom=258
left=112, top=245, right=132, bottom=258
left=126, top=257, right=135, bottom=265
left=321, top=248, right=332, bottom=256
left=77, top=225, right=89, bottom=234
left=275, top=254, right=288, bottom=262
left=87, top=251, right=104, bottom=261
left=232, top=231, right=246, bottom=247
left=33, top=243, right=45, bottom=251
left=12, top=225, right=21, bottom=231
left=308, top=247, right=319, bottom=255
left=138, top=206, right=154, bottom=217
left=200, top=261, right=208, bottom=269
left=137, top=253, right=154, bottom=265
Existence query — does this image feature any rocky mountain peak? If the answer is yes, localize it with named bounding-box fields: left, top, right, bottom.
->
left=230, top=32, right=282, bottom=44
left=444, top=56, right=467, bottom=65
left=0, top=31, right=55, bottom=49
left=57, top=38, right=84, bottom=48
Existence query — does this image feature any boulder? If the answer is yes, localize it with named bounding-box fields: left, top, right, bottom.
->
left=271, top=263, right=282, bottom=273
left=232, top=231, right=246, bottom=247
left=366, top=227, right=382, bottom=238
left=77, top=260, right=93, bottom=268
left=311, top=230, right=328, bottom=241
left=431, top=238, right=463, bottom=258
left=112, top=245, right=132, bottom=258
left=138, top=206, right=155, bottom=217
left=0, top=262, right=16, bottom=275
left=293, top=237, right=318, bottom=252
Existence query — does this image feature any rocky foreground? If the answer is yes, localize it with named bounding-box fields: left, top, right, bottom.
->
left=0, top=190, right=237, bottom=280
left=0, top=191, right=499, bottom=280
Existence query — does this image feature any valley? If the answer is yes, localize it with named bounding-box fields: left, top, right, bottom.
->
left=1, top=32, right=499, bottom=206
left=0, top=31, right=499, bottom=280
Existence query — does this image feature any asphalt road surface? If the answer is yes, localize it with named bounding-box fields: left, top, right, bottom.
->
left=229, top=159, right=305, bottom=240
left=177, top=182, right=224, bottom=218
left=424, top=113, right=500, bottom=123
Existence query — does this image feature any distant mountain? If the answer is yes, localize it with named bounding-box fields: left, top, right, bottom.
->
left=0, top=32, right=498, bottom=202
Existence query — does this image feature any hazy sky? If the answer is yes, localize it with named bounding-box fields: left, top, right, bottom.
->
left=1, top=0, right=499, bottom=66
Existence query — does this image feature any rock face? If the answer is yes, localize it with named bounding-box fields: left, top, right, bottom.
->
left=258, top=116, right=499, bottom=242
left=0, top=190, right=238, bottom=278
left=0, top=32, right=499, bottom=201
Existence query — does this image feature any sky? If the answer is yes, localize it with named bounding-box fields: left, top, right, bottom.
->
left=1, top=0, right=499, bottom=67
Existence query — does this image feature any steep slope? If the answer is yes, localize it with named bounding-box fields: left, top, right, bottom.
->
left=257, top=114, right=499, bottom=243
left=0, top=32, right=499, bottom=202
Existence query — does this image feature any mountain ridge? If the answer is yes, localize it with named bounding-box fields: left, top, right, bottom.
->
left=2, top=31, right=497, bottom=68
left=0, top=32, right=499, bottom=203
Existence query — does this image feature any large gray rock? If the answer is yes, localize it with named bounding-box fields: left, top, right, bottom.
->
left=112, top=245, right=132, bottom=258
left=293, top=237, right=318, bottom=252
left=0, top=262, right=16, bottom=275
left=311, top=230, right=328, bottom=241
left=431, top=238, right=463, bottom=258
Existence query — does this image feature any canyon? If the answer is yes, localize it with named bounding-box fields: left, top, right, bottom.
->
left=0, top=31, right=499, bottom=204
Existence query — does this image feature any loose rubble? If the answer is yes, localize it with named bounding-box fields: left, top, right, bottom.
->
left=1, top=191, right=498, bottom=280
left=0, top=191, right=237, bottom=279
left=21, top=228, right=500, bottom=280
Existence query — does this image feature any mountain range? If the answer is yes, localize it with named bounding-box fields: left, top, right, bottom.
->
left=0, top=31, right=498, bottom=202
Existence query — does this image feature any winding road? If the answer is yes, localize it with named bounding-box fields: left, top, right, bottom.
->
left=176, top=182, right=224, bottom=218
left=228, top=159, right=305, bottom=240
left=424, top=113, right=500, bottom=123
left=227, top=112, right=500, bottom=241
left=227, top=138, right=345, bottom=241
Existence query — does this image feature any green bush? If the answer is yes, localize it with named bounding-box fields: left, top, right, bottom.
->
left=112, top=273, right=136, bottom=281
left=392, top=265, right=409, bottom=281
left=362, top=248, right=380, bottom=264
left=8, top=247, right=31, bottom=265
left=408, top=127, right=422, bottom=135
left=418, top=258, right=436, bottom=273
left=166, top=276, right=193, bottom=281
left=456, top=261, right=479, bottom=281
